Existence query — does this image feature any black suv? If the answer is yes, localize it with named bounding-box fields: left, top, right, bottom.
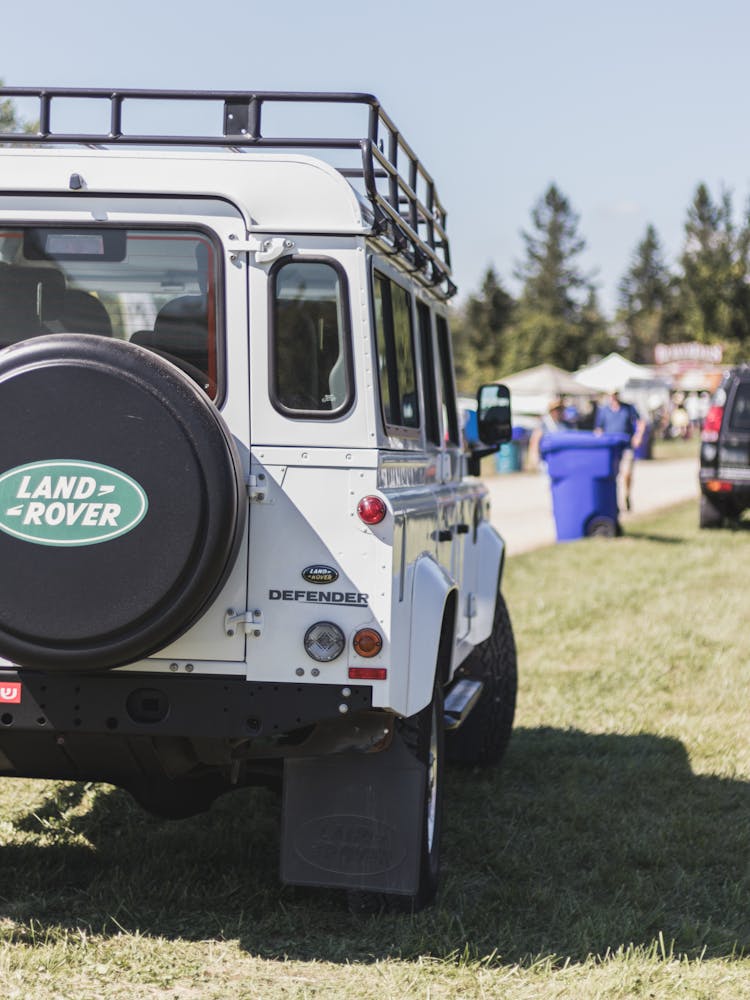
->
left=699, top=366, right=750, bottom=527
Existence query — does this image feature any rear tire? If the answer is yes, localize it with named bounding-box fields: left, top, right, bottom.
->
left=447, top=592, right=517, bottom=767
left=700, top=493, right=724, bottom=529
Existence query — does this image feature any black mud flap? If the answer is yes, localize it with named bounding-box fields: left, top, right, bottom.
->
left=280, top=730, right=425, bottom=895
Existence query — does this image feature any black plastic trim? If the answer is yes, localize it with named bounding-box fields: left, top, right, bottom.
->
left=0, top=670, right=372, bottom=741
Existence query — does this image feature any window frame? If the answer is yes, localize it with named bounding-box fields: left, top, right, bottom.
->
left=268, top=254, right=354, bottom=420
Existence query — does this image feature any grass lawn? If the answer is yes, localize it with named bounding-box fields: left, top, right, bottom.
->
left=0, top=500, right=749, bottom=998
left=650, top=435, right=700, bottom=461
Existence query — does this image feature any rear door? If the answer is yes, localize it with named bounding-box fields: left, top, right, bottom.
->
left=0, top=197, right=251, bottom=665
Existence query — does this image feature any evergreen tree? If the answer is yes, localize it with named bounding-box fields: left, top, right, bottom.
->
left=505, top=184, right=598, bottom=371
left=452, top=267, right=515, bottom=392
left=0, top=83, right=37, bottom=146
left=678, top=183, right=750, bottom=350
left=0, top=82, right=35, bottom=135
left=617, top=224, right=680, bottom=362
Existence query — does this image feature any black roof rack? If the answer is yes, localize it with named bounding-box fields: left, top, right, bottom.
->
left=0, top=87, right=455, bottom=298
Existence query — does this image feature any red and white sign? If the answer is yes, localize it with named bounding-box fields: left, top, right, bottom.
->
left=0, top=683, right=21, bottom=703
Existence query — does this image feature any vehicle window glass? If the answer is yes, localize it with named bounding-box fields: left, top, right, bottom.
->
left=436, top=315, right=459, bottom=445
left=374, top=274, right=396, bottom=425
left=373, top=272, right=419, bottom=432
left=417, top=302, right=440, bottom=446
left=729, top=382, right=750, bottom=430
left=0, top=227, right=219, bottom=398
left=273, top=260, right=349, bottom=414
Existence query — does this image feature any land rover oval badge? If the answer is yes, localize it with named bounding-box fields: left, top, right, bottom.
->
left=0, top=460, right=149, bottom=547
left=302, top=564, right=339, bottom=585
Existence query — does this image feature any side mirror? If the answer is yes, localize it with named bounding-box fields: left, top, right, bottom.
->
left=477, top=383, right=512, bottom=445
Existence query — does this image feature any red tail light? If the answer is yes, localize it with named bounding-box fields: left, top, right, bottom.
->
left=706, top=479, right=733, bottom=493
left=701, top=405, right=724, bottom=442
left=357, top=495, right=387, bottom=525
left=348, top=666, right=387, bottom=680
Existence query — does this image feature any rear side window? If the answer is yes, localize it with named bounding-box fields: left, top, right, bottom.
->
left=272, top=260, right=351, bottom=415
left=374, top=273, right=419, bottom=432
left=436, top=315, right=460, bottom=446
left=729, top=382, right=750, bottom=430
left=0, top=227, right=220, bottom=399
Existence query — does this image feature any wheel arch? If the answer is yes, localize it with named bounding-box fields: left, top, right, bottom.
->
left=471, top=520, right=506, bottom=646
left=405, top=554, right=457, bottom=718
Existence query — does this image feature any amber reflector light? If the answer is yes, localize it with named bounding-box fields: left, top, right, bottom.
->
left=353, top=628, right=383, bottom=658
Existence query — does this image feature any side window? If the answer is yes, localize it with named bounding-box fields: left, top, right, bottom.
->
left=436, top=315, right=460, bottom=446
left=272, top=260, right=351, bottom=416
left=729, top=382, right=750, bottom=430
left=417, top=301, right=441, bottom=447
left=373, top=272, right=419, bottom=432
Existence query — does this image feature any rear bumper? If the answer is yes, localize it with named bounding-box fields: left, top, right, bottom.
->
left=0, top=669, right=371, bottom=741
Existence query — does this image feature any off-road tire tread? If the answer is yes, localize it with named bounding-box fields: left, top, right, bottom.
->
left=699, top=493, right=724, bottom=529
left=446, top=592, right=517, bottom=767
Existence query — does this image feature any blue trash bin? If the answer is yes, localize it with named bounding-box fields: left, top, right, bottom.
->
left=495, top=426, right=530, bottom=473
left=539, top=431, right=631, bottom=540
left=496, top=440, right=521, bottom=473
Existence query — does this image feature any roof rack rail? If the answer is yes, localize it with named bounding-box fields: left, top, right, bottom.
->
left=0, top=87, right=456, bottom=298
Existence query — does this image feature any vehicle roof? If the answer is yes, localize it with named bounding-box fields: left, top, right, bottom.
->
left=0, top=147, right=368, bottom=235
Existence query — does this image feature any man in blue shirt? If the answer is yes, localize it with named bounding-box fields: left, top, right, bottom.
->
left=594, top=390, right=646, bottom=511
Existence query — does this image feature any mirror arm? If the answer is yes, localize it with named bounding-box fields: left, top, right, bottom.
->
left=466, top=441, right=500, bottom=477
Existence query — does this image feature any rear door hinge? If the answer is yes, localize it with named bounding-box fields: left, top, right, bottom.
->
left=247, top=474, right=272, bottom=503
left=227, top=235, right=295, bottom=263
left=225, top=608, right=263, bottom=638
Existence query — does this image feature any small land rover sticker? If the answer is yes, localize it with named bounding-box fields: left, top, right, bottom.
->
left=302, top=565, right=339, bottom=585
left=0, top=683, right=21, bottom=704
left=0, top=460, right=148, bottom=547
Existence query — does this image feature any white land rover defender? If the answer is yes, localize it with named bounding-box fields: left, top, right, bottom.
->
left=0, top=88, right=516, bottom=909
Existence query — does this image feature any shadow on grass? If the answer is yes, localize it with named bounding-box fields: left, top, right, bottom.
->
left=1, top=727, right=749, bottom=964
left=619, top=531, right=686, bottom=544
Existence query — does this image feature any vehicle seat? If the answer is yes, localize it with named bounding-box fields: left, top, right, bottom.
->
left=149, top=294, right=209, bottom=373
left=62, top=290, right=113, bottom=336
left=0, top=264, right=65, bottom=345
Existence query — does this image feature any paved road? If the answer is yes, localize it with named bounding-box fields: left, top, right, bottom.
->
left=484, top=457, right=699, bottom=555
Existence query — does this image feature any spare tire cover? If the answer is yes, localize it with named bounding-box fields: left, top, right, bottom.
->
left=0, top=334, right=246, bottom=671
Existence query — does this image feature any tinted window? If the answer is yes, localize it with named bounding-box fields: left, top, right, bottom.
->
left=417, top=302, right=440, bottom=446
left=436, top=315, right=460, bottom=445
left=0, top=227, right=220, bottom=398
left=729, top=382, right=750, bottom=430
left=273, top=261, right=350, bottom=414
left=373, top=273, right=419, bottom=431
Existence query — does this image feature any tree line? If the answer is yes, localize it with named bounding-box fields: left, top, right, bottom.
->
left=452, top=182, right=750, bottom=394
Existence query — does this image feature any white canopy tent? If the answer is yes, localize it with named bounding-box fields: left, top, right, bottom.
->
left=574, top=353, right=655, bottom=392
left=574, top=353, right=672, bottom=419
left=499, top=363, right=598, bottom=421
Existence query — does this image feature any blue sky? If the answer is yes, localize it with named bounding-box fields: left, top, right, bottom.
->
left=2, top=0, right=750, bottom=315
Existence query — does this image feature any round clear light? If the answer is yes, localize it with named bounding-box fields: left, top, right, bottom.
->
left=304, top=621, right=346, bottom=662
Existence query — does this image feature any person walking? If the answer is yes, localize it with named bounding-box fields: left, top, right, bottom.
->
left=594, top=390, right=645, bottom=511
left=529, top=398, right=571, bottom=468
